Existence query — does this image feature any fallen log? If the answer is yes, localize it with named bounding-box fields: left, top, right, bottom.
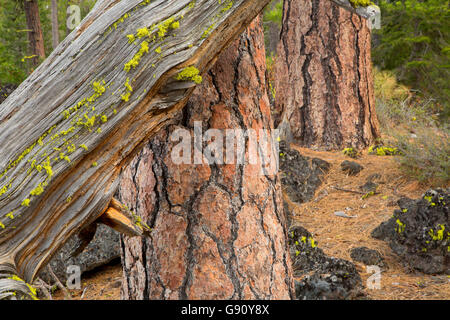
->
left=0, top=0, right=376, bottom=299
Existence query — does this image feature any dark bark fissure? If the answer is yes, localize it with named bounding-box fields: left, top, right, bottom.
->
left=321, top=5, right=343, bottom=149
left=352, top=18, right=367, bottom=146
left=274, top=0, right=379, bottom=150
left=281, top=0, right=292, bottom=70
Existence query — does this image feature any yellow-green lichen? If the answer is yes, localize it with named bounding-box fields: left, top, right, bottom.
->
left=124, top=41, right=149, bottom=72
left=131, top=212, right=152, bottom=232
left=121, top=77, right=133, bottom=102
left=201, top=23, right=216, bottom=39
left=30, top=183, right=44, bottom=197
left=368, top=145, right=402, bottom=156
left=136, top=27, right=150, bottom=38
left=349, top=0, right=374, bottom=8
left=396, top=219, right=406, bottom=233
left=175, top=66, right=203, bottom=84
left=8, top=275, right=38, bottom=300
left=428, top=224, right=445, bottom=241
left=156, top=17, right=179, bottom=39
left=127, top=34, right=136, bottom=44
left=221, top=0, right=233, bottom=13
left=362, top=191, right=375, bottom=200
left=342, top=147, right=358, bottom=159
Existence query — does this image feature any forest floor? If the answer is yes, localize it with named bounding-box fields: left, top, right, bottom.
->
left=53, top=146, right=449, bottom=300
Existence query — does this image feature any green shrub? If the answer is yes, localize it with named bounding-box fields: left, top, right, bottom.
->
left=374, top=68, right=448, bottom=186
left=374, top=68, right=441, bottom=130
left=342, top=147, right=359, bottom=159
left=372, top=0, right=450, bottom=121
left=393, top=125, right=449, bottom=186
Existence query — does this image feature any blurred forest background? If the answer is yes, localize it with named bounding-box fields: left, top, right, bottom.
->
left=0, top=0, right=448, bottom=185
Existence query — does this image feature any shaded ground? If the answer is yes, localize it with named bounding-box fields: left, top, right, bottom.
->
left=52, top=146, right=449, bottom=300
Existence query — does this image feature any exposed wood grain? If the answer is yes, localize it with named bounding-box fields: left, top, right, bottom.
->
left=0, top=0, right=272, bottom=299
left=97, top=202, right=145, bottom=237
left=0, top=0, right=376, bottom=299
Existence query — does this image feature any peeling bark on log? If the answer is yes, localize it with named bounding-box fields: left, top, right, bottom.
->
left=274, top=0, right=380, bottom=150
left=118, top=16, right=295, bottom=300
left=0, top=0, right=273, bottom=299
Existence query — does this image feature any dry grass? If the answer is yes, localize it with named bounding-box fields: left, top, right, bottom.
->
left=287, top=145, right=450, bottom=300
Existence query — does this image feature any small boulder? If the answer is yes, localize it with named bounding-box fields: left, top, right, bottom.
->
left=341, top=160, right=363, bottom=176
left=39, top=224, right=121, bottom=283
left=289, top=225, right=365, bottom=300
left=350, top=247, right=386, bottom=269
left=360, top=181, right=378, bottom=193
left=294, top=258, right=366, bottom=300
left=280, top=144, right=330, bottom=204
left=367, top=173, right=382, bottom=182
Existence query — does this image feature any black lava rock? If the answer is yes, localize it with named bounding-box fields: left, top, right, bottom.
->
left=350, top=246, right=386, bottom=269
left=39, top=224, right=120, bottom=283
left=341, top=160, right=363, bottom=176
left=279, top=143, right=330, bottom=204
left=289, top=225, right=365, bottom=300
left=371, top=189, right=449, bottom=274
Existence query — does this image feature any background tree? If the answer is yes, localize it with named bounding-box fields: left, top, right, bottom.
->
left=263, top=0, right=283, bottom=56
left=372, top=0, right=449, bottom=120
left=51, top=0, right=59, bottom=49
left=0, top=0, right=96, bottom=85
left=0, top=0, right=29, bottom=83
left=119, top=15, right=295, bottom=300
left=273, top=0, right=380, bottom=150
left=23, top=0, right=46, bottom=68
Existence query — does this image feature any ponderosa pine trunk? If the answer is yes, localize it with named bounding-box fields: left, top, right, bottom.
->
left=119, top=15, right=295, bottom=300
left=273, top=0, right=380, bottom=150
left=23, top=0, right=46, bottom=68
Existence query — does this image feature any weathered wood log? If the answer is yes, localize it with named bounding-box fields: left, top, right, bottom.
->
left=0, top=0, right=274, bottom=299
left=0, top=0, right=378, bottom=299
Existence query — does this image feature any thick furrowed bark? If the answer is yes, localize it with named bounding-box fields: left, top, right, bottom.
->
left=0, top=0, right=272, bottom=298
left=119, top=16, right=294, bottom=300
left=273, top=0, right=380, bottom=150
